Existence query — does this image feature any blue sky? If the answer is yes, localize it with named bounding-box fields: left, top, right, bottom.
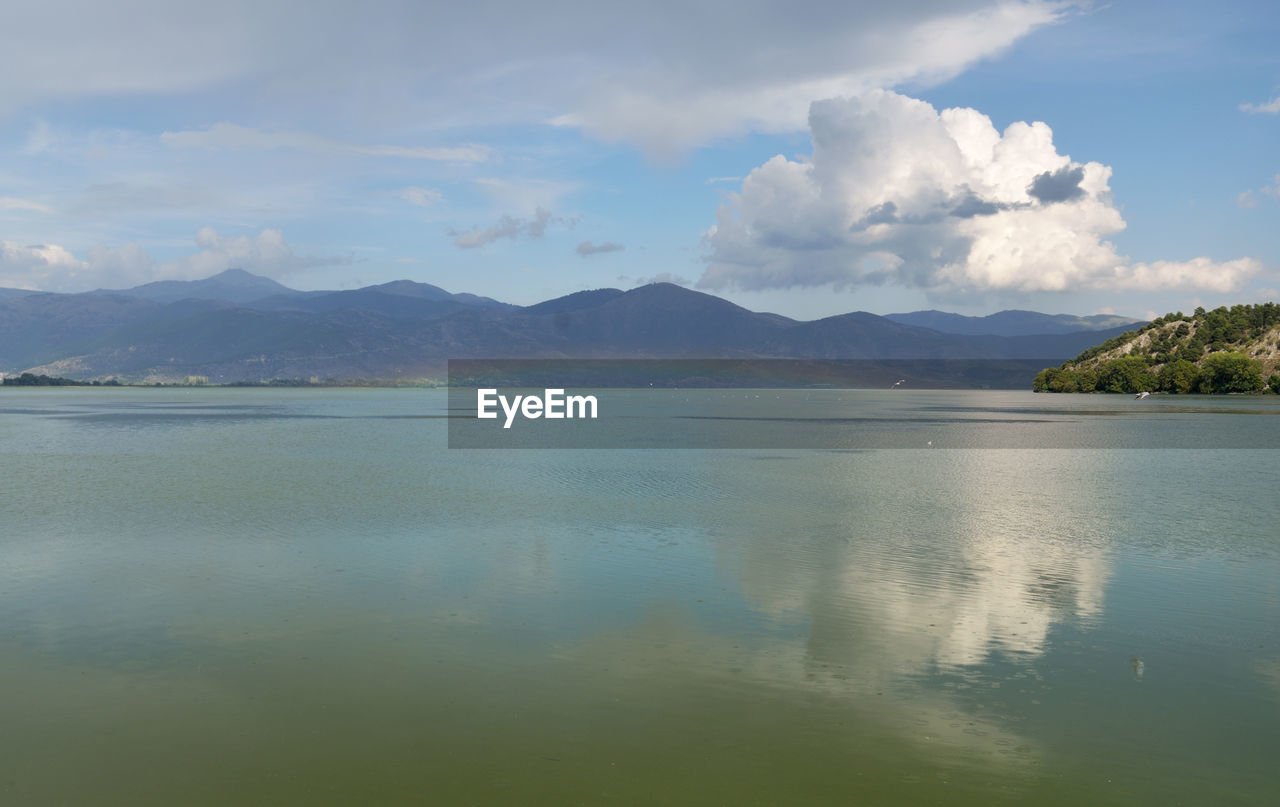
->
left=0, top=0, right=1276, bottom=320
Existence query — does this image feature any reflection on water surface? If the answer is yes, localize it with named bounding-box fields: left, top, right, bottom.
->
left=1, top=388, right=1278, bottom=805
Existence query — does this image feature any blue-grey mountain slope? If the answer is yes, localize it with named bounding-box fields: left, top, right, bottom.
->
left=1, top=271, right=1141, bottom=382
left=885, top=308, right=1143, bottom=336
left=91, top=268, right=301, bottom=305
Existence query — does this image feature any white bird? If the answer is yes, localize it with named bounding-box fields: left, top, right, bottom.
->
left=890, top=379, right=906, bottom=389
left=1135, top=391, right=1150, bottom=399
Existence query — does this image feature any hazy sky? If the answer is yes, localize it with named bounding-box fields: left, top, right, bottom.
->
left=1, top=0, right=1276, bottom=319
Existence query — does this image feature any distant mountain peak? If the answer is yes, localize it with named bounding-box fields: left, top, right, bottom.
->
left=91, top=268, right=301, bottom=305
left=620, top=282, right=752, bottom=310
left=369, top=279, right=451, bottom=298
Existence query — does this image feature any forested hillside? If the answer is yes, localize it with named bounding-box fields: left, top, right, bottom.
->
left=1034, top=303, right=1280, bottom=394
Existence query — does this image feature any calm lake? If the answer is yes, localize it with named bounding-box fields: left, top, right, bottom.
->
left=2, top=388, right=1278, bottom=805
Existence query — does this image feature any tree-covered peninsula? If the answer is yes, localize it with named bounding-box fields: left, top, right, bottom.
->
left=1, top=372, right=112, bottom=386
left=1034, top=303, right=1280, bottom=394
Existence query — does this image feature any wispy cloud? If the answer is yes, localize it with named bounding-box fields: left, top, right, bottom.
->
left=0, top=197, right=52, bottom=213
left=2, top=2, right=1073, bottom=159
left=161, top=123, right=490, bottom=163
left=1237, top=174, right=1280, bottom=208
left=1240, top=96, right=1280, bottom=115
left=635, top=272, right=691, bottom=286
left=398, top=187, right=443, bottom=206
left=450, top=207, right=557, bottom=249
left=576, top=240, right=624, bottom=257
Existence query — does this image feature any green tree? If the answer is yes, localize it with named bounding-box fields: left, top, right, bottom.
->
left=1157, top=359, right=1200, bottom=394
left=1097, top=356, right=1157, bottom=394
left=1033, top=368, right=1053, bottom=392
left=1050, top=369, right=1080, bottom=393
left=1197, top=352, right=1264, bottom=393
left=1034, top=367, right=1080, bottom=392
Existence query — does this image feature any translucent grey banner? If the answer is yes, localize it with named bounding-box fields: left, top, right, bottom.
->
left=446, top=359, right=1280, bottom=449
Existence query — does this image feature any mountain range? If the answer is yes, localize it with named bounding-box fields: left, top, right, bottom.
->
left=883, top=308, right=1143, bottom=337
left=0, top=270, right=1144, bottom=383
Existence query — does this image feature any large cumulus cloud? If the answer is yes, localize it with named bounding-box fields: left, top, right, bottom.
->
left=700, top=91, right=1260, bottom=295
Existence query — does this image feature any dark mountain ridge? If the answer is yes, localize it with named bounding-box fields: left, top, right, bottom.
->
left=1, top=271, right=1141, bottom=383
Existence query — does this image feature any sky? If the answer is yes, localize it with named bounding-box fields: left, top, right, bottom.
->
left=0, top=0, right=1277, bottom=320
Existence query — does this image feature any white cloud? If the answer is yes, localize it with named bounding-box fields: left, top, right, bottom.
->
left=551, top=1, right=1072, bottom=157
left=398, top=187, right=443, bottom=207
left=1, top=2, right=1075, bottom=157
left=701, top=90, right=1261, bottom=296
left=0, top=242, right=87, bottom=289
left=0, top=197, right=52, bottom=213
left=175, top=227, right=345, bottom=279
left=0, top=228, right=345, bottom=292
left=83, top=242, right=157, bottom=287
left=1101, top=258, right=1261, bottom=294
left=1240, top=96, right=1280, bottom=115
left=1237, top=174, right=1280, bottom=209
left=161, top=123, right=489, bottom=163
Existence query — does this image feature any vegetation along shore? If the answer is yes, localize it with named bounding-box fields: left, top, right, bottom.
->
left=1034, top=304, right=1280, bottom=394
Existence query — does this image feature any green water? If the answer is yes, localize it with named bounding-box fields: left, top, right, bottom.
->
left=2, top=388, right=1278, bottom=805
